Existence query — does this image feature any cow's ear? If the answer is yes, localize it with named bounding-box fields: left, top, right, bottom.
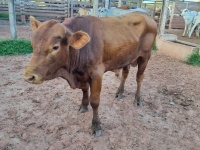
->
left=69, top=31, right=90, bottom=49
left=30, top=16, right=41, bottom=32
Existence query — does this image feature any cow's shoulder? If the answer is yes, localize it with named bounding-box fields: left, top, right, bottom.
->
left=63, top=16, right=102, bottom=32
left=62, top=16, right=104, bottom=75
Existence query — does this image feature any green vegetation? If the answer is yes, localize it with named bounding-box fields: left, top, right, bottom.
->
left=0, top=39, right=32, bottom=56
left=186, top=52, right=200, bottom=67
left=152, top=41, right=157, bottom=51
left=0, top=13, right=20, bottom=19
left=0, top=13, right=9, bottom=19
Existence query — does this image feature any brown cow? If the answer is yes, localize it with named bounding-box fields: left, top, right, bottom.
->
left=23, top=13, right=157, bottom=136
left=118, top=5, right=131, bottom=10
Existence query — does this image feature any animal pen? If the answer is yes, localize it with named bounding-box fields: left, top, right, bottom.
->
left=155, top=1, right=200, bottom=61
left=0, top=0, right=173, bottom=23
left=1, top=0, right=200, bottom=149
left=0, top=0, right=139, bottom=21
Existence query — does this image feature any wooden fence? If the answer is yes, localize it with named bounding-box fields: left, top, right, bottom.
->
left=0, top=0, right=140, bottom=22
left=0, top=0, right=71, bottom=22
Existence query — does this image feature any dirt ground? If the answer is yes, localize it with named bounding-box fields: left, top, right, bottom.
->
left=166, top=29, right=200, bottom=45
left=0, top=25, right=200, bottom=150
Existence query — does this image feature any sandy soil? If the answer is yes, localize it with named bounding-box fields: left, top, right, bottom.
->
left=0, top=26, right=200, bottom=150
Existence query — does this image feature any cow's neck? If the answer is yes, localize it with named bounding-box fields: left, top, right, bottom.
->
left=61, top=66, right=88, bottom=89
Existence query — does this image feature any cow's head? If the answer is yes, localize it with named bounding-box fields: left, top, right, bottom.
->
left=180, top=9, right=189, bottom=16
left=23, top=16, right=90, bottom=84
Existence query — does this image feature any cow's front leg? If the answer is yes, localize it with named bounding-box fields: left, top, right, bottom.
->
left=90, top=74, right=102, bottom=136
left=79, top=83, right=89, bottom=113
left=182, top=24, right=187, bottom=36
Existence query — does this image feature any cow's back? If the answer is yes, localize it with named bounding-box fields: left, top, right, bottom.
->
left=99, top=12, right=157, bottom=70
left=100, top=12, right=156, bottom=45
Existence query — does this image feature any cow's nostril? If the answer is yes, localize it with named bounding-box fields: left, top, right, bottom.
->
left=28, top=75, right=35, bottom=82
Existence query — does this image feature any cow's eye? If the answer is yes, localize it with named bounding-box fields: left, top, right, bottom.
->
left=57, top=36, right=62, bottom=40
left=53, top=46, right=59, bottom=51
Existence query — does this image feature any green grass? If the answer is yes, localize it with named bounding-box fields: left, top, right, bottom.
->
left=152, top=42, right=157, bottom=51
left=186, top=52, right=200, bottom=67
left=0, top=39, right=32, bottom=56
left=0, top=13, right=9, bottom=19
left=0, top=13, right=21, bottom=19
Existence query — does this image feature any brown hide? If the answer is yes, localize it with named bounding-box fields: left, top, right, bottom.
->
left=118, top=5, right=131, bottom=10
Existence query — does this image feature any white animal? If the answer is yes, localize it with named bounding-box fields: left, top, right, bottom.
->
left=87, top=8, right=95, bottom=16
left=81, top=7, right=146, bottom=18
left=98, top=7, right=112, bottom=17
left=97, top=7, right=147, bottom=17
left=188, top=12, right=200, bottom=38
left=180, top=9, right=197, bottom=37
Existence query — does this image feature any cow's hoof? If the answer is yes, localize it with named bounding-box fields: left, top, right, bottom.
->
left=116, top=89, right=124, bottom=99
left=93, top=130, right=102, bottom=137
left=115, top=92, right=124, bottom=99
left=134, top=97, right=143, bottom=107
left=134, top=101, right=143, bottom=107
left=115, top=73, right=119, bottom=77
left=92, top=124, right=102, bottom=137
left=79, top=105, right=88, bottom=113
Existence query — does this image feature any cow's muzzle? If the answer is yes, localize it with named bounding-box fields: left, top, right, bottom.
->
left=23, top=72, right=44, bottom=84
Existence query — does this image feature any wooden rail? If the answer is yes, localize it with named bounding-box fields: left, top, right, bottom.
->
left=0, top=0, right=70, bottom=22
left=0, top=0, right=139, bottom=22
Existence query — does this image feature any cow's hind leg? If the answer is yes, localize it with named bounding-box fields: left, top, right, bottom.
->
left=79, top=83, right=89, bottom=113
left=113, top=69, right=120, bottom=77
left=135, top=55, right=150, bottom=107
left=116, top=65, right=130, bottom=99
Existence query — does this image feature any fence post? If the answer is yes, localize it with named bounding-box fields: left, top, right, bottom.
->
left=67, top=0, right=70, bottom=17
left=8, top=0, right=17, bottom=39
left=159, top=0, right=169, bottom=35
left=93, top=0, right=98, bottom=17
left=168, top=2, right=175, bottom=29
left=137, top=0, right=142, bottom=8
left=105, top=0, right=109, bottom=9
left=186, top=2, right=188, bottom=9
left=70, top=0, right=73, bottom=17
left=65, top=0, right=68, bottom=18
left=20, top=0, right=26, bottom=23
left=118, top=0, right=122, bottom=7
left=153, top=1, right=157, bottom=18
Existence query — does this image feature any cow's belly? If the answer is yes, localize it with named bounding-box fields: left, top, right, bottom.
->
left=101, top=18, right=142, bottom=71
left=103, top=42, right=139, bottom=71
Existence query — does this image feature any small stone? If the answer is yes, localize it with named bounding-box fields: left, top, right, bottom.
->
left=9, top=133, right=15, bottom=138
